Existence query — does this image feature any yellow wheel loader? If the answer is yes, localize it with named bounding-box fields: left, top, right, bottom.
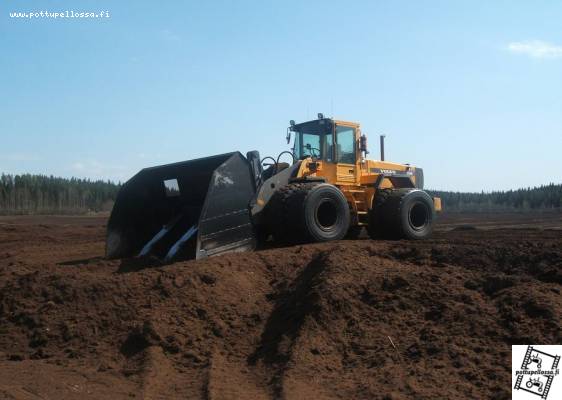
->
left=106, top=114, right=442, bottom=262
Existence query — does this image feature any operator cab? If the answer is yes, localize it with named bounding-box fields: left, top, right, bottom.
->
left=289, top=115, right=358, bottom=165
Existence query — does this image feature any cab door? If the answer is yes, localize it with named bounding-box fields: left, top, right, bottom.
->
left=335, top=124, right=357, bottom=184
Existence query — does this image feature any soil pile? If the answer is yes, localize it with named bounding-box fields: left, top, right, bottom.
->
left=0, top=215, right=560, bottom=399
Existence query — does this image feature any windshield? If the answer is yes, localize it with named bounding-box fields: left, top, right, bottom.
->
left=292, top=120, right=334, bottom=161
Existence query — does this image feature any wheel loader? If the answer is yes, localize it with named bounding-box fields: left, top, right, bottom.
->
left=106, top=114, right=442, bottom=262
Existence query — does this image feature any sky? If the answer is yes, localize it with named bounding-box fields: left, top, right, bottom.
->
left=1, top=0, right=561, bottom=192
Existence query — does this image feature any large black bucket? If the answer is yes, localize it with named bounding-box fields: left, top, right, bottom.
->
left=106, top=152, right=256, bottom=261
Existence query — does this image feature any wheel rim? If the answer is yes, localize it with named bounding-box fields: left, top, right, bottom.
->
left=408, top=201, right=430, bottom=231
left=315, top=198, right=339, bottom=231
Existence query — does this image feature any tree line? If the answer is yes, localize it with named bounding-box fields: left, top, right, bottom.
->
left=428, top=183, right=562, bottom=212
left=0, top=173, right=560, bottom=215
left=0, top=174, right=120, bottom=215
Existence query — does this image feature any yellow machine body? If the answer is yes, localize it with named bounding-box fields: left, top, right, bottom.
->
left=289, top=119, right=441, bottom=228
left=108, top=115, right=441, bottom=263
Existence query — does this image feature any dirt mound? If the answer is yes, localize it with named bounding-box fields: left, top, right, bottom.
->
left=0, top=215, right=561, bottom=399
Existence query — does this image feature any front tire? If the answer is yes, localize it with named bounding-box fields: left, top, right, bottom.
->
left=268, top=183, right=350, bottom=244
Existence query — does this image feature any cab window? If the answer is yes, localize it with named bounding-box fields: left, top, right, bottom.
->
left=295, top=133, right=321, bottom=158
left=325, top=132, right=334, bottom=162
left=336, top=126, right=356, bottom=164
left=293, top=120, right=334, bottom=161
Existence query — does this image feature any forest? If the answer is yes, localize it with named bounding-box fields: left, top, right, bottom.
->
left=428, top=183, right=562, bottom=212
left=0, top=173, right=560, bottom=215
left=0, top=174, right=119, bottom=215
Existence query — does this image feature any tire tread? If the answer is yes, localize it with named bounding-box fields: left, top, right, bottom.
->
left=267, top=182, right=320, bottom=243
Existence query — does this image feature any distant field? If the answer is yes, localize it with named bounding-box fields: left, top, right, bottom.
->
left=436, top=211, right=562, bottom=231
left=1, top=210, right=560, bottom=230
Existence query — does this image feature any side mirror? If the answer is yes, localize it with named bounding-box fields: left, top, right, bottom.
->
left=286, top=129, right=291, bottom=144
left=360, top=134, right=369, bottom=155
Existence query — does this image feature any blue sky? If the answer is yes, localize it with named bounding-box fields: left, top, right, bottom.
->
left=1, top=0, right=561, bottom=191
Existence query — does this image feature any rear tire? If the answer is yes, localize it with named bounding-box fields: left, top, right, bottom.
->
left=367, top=189, right=434, bottom=240
left=268, top=183, right=350, bottom=244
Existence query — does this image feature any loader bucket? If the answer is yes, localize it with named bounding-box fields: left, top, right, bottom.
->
left=106, top=152, right=256, bottom=261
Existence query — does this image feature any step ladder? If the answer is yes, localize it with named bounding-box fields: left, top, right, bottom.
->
left=349, top=190, right=369, bottom=225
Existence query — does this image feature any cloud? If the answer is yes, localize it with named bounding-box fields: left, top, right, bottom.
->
left=161, top=29, right=181, bottom=42
left=507, top=40, right=562, bottom=59
left=71, top=160, right=130, bottom=181
left=72, top=162, right=85, bottom=170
